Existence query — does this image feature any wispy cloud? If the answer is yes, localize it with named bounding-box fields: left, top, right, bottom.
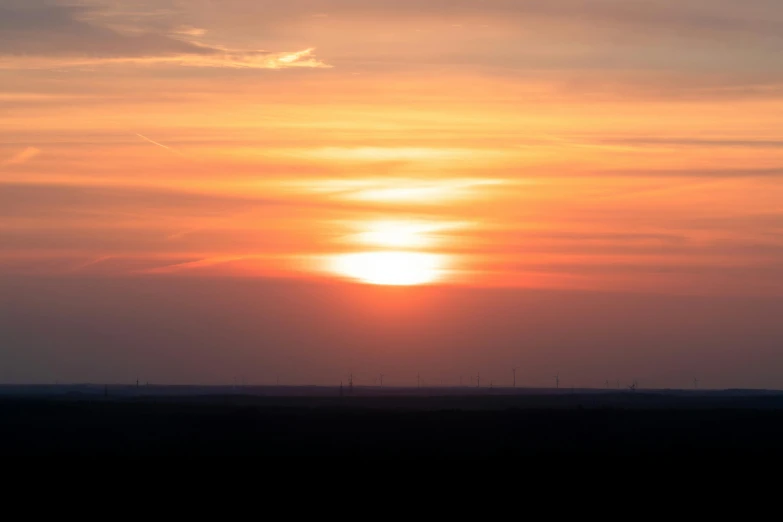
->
left=167, top=47, right=329, bottom=70
left=140, top=256, right=251, bottom=274
left=69, top=255, right=113, bottom=272
left=302, top=178, right=509, bottom=204
left=172, top=25, right=207, bottom=37
left=0, top=3, right=330, bottom=70
left=1, top=147, right=41, bottom=167
left=0, top=47, right=330, bottom=70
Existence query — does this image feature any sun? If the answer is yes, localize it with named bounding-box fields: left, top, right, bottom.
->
left=331, top=252, right=445, bottom=286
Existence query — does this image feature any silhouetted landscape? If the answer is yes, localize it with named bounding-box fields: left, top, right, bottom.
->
left=3, top=386, right=783, bottom=455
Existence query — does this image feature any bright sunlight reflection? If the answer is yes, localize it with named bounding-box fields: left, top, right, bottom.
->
left=331, top=252, right=446, bottom=286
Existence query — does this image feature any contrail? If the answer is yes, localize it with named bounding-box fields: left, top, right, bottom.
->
left=135, top=133, right=186, bottom=157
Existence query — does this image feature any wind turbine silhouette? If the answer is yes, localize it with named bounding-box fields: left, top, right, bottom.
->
left=555, top=374, right=560, bottom=389
left=512, top=367, right=518, bottom=388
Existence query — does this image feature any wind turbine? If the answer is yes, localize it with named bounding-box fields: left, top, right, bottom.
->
left=379, top=374, right=385, bottom=387
left=694, top=378, right=699, bottom=390
left=477, top=372, right=481, bottom=388
left=555, top=374, right=560, bottom=389
left=512, top=367, right=518, bottom=388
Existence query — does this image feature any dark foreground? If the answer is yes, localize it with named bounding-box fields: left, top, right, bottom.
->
left=4, top=392, right=783, bottom=455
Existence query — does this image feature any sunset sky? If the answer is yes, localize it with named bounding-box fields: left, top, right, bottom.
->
left=2, top=1, right=782, bottom=388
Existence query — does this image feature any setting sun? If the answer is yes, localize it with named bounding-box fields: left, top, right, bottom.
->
left=330, top=252, right=446, bottom=286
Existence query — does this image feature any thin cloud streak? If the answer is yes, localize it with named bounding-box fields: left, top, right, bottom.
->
left=138, top=256, right=254, bottom=274
left=1, top=147, right=41, bottom=167
left=135, top=133, right=186, bottom=157
left=69, top=255, right=114, bottom=272
left=0, top=48, right=330, bottom=70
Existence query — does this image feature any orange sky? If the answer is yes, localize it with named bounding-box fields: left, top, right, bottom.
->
left=2, top=0, right=783, bottom=296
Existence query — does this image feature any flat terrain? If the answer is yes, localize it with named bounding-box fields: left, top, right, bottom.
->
left=3, top=387, right=783, bottom=455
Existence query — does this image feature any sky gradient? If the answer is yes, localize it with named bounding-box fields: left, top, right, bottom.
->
left=2, top=1, right=782, bottom=387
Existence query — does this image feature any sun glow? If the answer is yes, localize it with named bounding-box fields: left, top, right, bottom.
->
left=300, top=178, right=506, bottom=204
left=351, top=220, right=466, bottom=249
left=331, top=252, right=446, bottom=286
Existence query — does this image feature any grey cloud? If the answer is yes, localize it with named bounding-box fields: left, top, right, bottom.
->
left=189, top=0, right=783, bottom=94
left=208, top=0, right=783, bottom=40
left=0, top=3, right=214, bottom=57
left=0, top=1, right=328, bottom=68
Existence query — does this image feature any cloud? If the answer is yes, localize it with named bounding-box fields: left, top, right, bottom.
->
left=69, top=255, right=113, bottom=272
left=0, top=2, right=330, bottom=69
left=202, top=0, right=783, bottom=41
left=499, top=166, right=783, bottom=179
left=0, top=182, right=333, bottom=218
left=600, top=167, right=783, bottom=178
left=592, top=137, right=783, bottom=149
left=139, top=256, right=252, bottom=274
left=1, top=147, right=41, bottom=167
left=0, top=47, right=330, bottom=70
left=172, top=26, right=207, bottom=37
